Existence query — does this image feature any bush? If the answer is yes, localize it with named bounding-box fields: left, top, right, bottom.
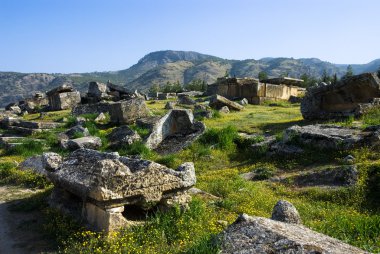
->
left=199, top=126, right=238, bottom=150
left=118, top=141, right=155, bottom=159
left=362, top=107, right=380, bottom=126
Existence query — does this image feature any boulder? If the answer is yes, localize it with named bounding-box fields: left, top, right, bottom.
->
left=88, top=82, right=107, bottom=100
left=238, top=98, right=249, bottom=105
left=290, top=165, right=358, bottom=187
left=143, top=109, right=206, bottom=154
left=65, top=136, right=102, bottom=150
left=18, top=155, right=46, bottom=176
left=19, top=152, right=61, bottom=176
left=48, top=149, right=196, bottom=231
left=219, top=214, right=367, bottom=254
left=46, top=84, right=74, bottom=96
left=209, top=94, right=244, bottom=111
left=177, top=95, right=196, bottom=105
left=283, top=124, right=380, bottom=150
left=219, top=106, right=230, bottom=114
left=106, top=126, right=141, bottom=147
left=72, top=102, right=112, bottom=116
left=64, top=125, right=90, bottom=139
left=94, top=112, right=107, bottom=123
left=42, top=152, right=62, bottom=172
left=109, top=98, right=150, bottom=124
left=271, top=200, right=302, bottom=224
left=48, top=91, right=81, bottom=111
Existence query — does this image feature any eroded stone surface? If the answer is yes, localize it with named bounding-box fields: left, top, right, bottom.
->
left=48, top=149, right=196, bottom=231
left=109, top=98, right=150, bottom=124
left=209, top=94, right=244, bottom=111
left=271, top=200, right=302, bottom=224
left=219, top=214, right=367, bottom=254
left=283, top=124, right=380, bottom=150
left=143, top=109, right=205, bottom=154
left=106, top=126, right=141, bottom=147
left=49, top=149, right=196, bottom=203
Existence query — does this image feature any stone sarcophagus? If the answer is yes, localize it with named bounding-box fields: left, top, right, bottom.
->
left=301, top=72, right=380, bottom=120
left=47, top=84, right=81, bottom=111
left=48, top=148, right=196, bottom=231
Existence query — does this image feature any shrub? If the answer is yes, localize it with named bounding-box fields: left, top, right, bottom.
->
left=118, top=141, right=155, bottom=159
left=362, top=107, right=380, bottom=126
left=199, top=126, right=238, bottom=150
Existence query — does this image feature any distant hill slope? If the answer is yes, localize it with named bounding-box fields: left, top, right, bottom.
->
left=0, top=50, right=379, bottom=107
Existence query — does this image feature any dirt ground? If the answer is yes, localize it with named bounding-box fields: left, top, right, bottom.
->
left=0, top=186, right=56, bottom=254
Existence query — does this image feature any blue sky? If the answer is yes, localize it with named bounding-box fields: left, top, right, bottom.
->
left=1, top=0, right=379, bottom=73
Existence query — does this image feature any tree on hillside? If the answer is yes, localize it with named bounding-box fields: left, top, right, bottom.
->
left=343, top=65, right=354, bottom=79
left=148, top=83, right=160, bottom=94
left=377, top=66, right=380, bottom=78
left=162, top=81, right=183, bottom=93
left=321, top=69, right=332, bottom=83
left=185, top=79, right=207, bottom=92
left=258, top=71, right=268, bottom=81
left=300, top=73, right=318, bottom=88
left=332, top=73, right=338, bottom=85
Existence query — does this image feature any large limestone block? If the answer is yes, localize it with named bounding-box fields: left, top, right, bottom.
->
left=209, top=94, right=244, bottom=111
left=48, top=149, right=196, bottom=203
left=220, top=214, right=367, bottom=254
left=109, top=98, right=150, bottom=124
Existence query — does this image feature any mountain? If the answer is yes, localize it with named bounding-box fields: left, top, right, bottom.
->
left=0, top=50, right=379, bottom=107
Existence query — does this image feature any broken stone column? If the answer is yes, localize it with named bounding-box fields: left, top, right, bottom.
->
left=48, top=149, right=196, bottom=232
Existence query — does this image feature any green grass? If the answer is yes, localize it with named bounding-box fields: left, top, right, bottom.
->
left=0, top=162, right=51, bottom=189
left=1, top=101, right=380, bottom=253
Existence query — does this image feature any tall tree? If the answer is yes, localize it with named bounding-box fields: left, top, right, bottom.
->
left=344, top=65, right=354, bottom=78
left=258, top=71, right=268, bottom=81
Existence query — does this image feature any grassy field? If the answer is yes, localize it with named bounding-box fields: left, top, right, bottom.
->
left=1, top=99, right=380, bottom=253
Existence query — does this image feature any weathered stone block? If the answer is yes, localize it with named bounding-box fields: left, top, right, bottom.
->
left=109, top=98, right=150, bottom=124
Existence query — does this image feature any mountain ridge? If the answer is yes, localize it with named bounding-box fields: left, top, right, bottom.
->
left=0, top=50, right=379, bottom=107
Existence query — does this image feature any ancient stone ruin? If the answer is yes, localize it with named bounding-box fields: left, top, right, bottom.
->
left=46, top=84, right=81, bottom=111
left=48, top=149, right=196, bottom=231
left=206, top=77, right=304, bottom=105
left=138, top=109, right=206, bottom=154
left=86, top=81, right=138, bottom=103
left=301, top=72, right=380, bottom=120
left=219, top=201, right=366, bottom=253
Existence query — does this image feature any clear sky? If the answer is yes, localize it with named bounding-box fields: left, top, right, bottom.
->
left=1, top=0, right=379, bottom=73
